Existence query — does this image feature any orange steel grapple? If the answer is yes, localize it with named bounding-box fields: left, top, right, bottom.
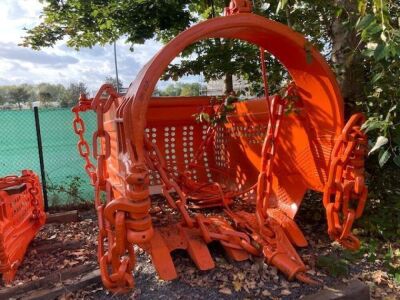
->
left=0, top=170, right=46, bottom=283
left=72, top=0, right=368, bottom=293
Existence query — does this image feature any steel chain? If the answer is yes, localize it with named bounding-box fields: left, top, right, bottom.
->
left=72, top=96, right=97, bottom=186
left=72, top=85, right=140, bottom=292
left=323, top=113, right=368, bottom=250
left=1, top=172, right=44, bottom=221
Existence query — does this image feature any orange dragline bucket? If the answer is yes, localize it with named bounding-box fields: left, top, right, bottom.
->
left=72, top=0, right=368, bottom=293
left=0, top=170, right=46, bottom=283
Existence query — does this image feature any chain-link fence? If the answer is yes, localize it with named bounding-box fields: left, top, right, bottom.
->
left=0, top=107, right=96, bottom=207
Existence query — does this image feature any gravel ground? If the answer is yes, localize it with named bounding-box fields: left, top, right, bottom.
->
left=1, top=195, right=399, bottom=300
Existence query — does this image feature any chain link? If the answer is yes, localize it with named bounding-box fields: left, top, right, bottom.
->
left=323, top=113, right=368, bottom=250
left=72, top=95, right=97, bottom=186
left=72, top=84, right=155, bottom=293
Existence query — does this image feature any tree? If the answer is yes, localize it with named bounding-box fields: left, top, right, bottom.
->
left=160, top=84, right=182, bottom=97
left=0, top=93, right=6, bottom=106
left=8, top=86, right=30, bottom=110
left=38, top=90, right=52, bottom=108
left=180, top=83, right=202, bottom=96
left=37, top=83, right=67, bottom=103
left=21, top=1, right=192, bottom=49
left=22, top=0, right=400, bottom=166
left=60, top=82, right=88, bottom=108
left=159, top=83, right=203, bottom=96
left=105, top=76, right=123, bottom=92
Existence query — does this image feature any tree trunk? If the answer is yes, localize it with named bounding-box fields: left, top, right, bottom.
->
left=225, top=73, right=233, bottom=94
left=331, top=0, right=365, bottom=118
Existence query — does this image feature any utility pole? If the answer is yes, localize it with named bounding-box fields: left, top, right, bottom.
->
left=113, top=41, right=120, bottom=93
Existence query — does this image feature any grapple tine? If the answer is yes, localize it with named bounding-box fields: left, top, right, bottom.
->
left=295, top=272, right=321, bottom=285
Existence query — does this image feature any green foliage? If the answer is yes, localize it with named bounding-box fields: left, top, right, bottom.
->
left=350, top=0, right=400, bottom=167
left=47, top=175, right=88, bottom=206
left=357, top=239, right=400, bottom=283
left=60, top=82, right=88, bottom=108
left=158, top=82, right=204, bottom=97
left=22, top=0, right=193, bottom=49
left=38, top=90, right=52, bottom=107
left=360, top=164, right=400, bottom=240
left=194, top=94, right=239, bottom=126
left=7, top=86, right=31, bottom=109
left=0, top=82, right=88, bottom=109
left=316, top=254, right=350, bottom=277
left=385, top=244, right=400, bottom=284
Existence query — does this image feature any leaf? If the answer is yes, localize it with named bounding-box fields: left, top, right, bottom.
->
left=358, top=0, right=367, bottom=15
left=356, top=14, right=375, bottom=31
left=233, top=279, right=242, bottom=292
left=371, top=72, right=384, bottom=83
left=367, top=42, right=378, bottom=50
left=393, top=155, right=400, bottom=167
left=317, top=255, right=349, bottom=277
left=374, top=43, right=386, bottom=61
left=369, top=136, right=388, bottom=155
left=380, top=31, right=388, bottom=43
left=276, top=0, right=288, bottom=14
left=335, top=7, right=343, bottom=17
left=262, top=290, right=271, bottom=297
left=219, top=287, right=232, bottom=295
left=388, top=105, right=397, bottom=113
left=378, top=148, right=391, bottom=167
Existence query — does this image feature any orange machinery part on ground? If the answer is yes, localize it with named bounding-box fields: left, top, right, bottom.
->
left=0, top=170, right=46, bottom=283
left=72, top=0, right=368, bottom=293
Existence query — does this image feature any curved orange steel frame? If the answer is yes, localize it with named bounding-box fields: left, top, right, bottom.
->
left=122, top=13, right=344, bottom=218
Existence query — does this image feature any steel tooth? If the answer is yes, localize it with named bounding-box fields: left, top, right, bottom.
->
left=207, top=216, right=250, bottom=262
left=178, top=224, right=215, bottom=271
left=148, top=229, right=177, bottom=281
left=295, top=272, right=321, bottom=285
left=267, top=208, right=308, bottom=247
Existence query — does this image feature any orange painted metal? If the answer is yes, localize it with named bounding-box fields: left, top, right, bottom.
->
left=72, top=1, right=368, bottom=293
left=0, top=170, right=46, bottom=283
left=224, top=0, right=252, bottom=15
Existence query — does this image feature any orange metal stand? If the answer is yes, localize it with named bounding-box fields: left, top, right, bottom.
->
left=0, top=170, right=46, bottom=283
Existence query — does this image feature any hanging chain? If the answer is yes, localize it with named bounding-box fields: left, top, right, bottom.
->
left=256, top=47, right=286, bottom=227
left=323, top=113, right=368, bottom=250
left=25, top=172, right=43, bottom=220
left=72, top=85, right=142, bottom=292
left=72, top=96, right=97, bottom=186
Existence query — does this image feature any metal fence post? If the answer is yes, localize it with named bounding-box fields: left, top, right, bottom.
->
left=33, top=106, right=49, bottom=211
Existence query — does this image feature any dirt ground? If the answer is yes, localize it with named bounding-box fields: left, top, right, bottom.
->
left=2, top=197, right=400, bottom=300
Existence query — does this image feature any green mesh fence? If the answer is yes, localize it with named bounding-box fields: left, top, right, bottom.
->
left=0, top=108, right=96, bottom=206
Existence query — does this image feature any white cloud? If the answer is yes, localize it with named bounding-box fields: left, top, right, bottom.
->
left=0, top=0, right=203, bottom=93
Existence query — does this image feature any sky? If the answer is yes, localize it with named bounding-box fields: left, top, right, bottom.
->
left=0, top=0, right=199, bottom=93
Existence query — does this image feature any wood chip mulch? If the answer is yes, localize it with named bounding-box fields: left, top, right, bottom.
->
left=1, top=198, right=399, bottom=300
